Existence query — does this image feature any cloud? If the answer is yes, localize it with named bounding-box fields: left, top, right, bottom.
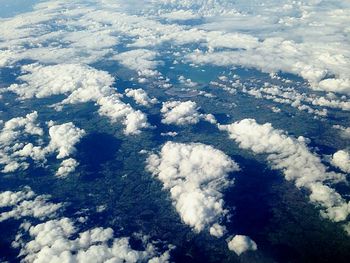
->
left=14, top=217, right=172, bottom=263
left=160, top=132, right=178, bottom=137
left=0, top=0, right=349, bottom=96
left=0, top=110, right=84, bottom=176
left=125, top=88, right=158, bottom=107
left=146, top=141, right=240, bottom=237
left=0, top=187, right=63, bottom=222
left=0, top=111, right=43, bottom=173
left=97, top=94, right=150, bottom=135
left=227, top=235, right=257, bottom=256
left=187, top=47, right=350, bottom=95
left=8, top=64, right=149, bottom=135
left=8, top=63, right=114, bottom=100
left=63, top=28, right=119, bottom=50
left=333, top=125, right=350, bottom=138
left=160, top=10, right=199, bottom=21
left=332, top=150, right=350, bottom=173
left=113, top=49, right=160, bottom=77
left=16, top=121, right=85, bottom=177
left=161, top=100, right=217, bottom=126
left=0, top=186, right=173, bottom=263
left=47, top=122, right=85, bottom=159
left=178, top=76, right=198, bottom=88
left=219, top=119, right=350, bottom=223
left=56, top=158, right=79, bottom=177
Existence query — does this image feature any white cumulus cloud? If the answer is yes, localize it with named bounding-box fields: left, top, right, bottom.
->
left=332, top=150, right=350, bottom=173
left=161, top=100, right=217, bottom=126
left=146, top=141, right=239, bottom=237
left=227, top=235, right=257, bottom=256
left=8, top=64, right=149, bottom=135
left=219, top=119, right=350, bottom=223
left=47, top=122, right=85, bottom=159
left=0, top=187, right=63, bottom=222
left=14, top=217, right=172, bottom=263
left=56, top=158, right=79, bottom=177
left=125, top=88, right=158, bottom=107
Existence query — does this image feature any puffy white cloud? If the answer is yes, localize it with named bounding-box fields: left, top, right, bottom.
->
left=219, top=119, right=350, bottom=223
left=0, top=187, right=35, bottom=208
left=147, top=141, right=239, bottom=236
left=0, top=111, right=43, bottom=140
left=161, top=101, right=200, bottom=125
left=178, top=76, right=198, bottom=88
left=125, top=88, right=158, bottom=107
left=160, top=132, right=178, bottom=137
left=0, top=187, right=63, bottom=222
left=213, top=76, right=350, bottom=116
left=113, top=49, right=160, bottom=77
left=227, top=235, right=257, bottom=256
left=0, top=184, right=173, bottom=262
left=47, top=122, right=85, bottom=159
left=97, top=94, right=150, bottom=135
left=56, top=158, right=79, bottom=177
left=8, top=64, right=149, bottom=135
left=334, top=125, right=350, bottom=138
left=161, top=100, right=217, bottom=126
left=0, top=112, right=44, bottom=173
left=209, top=223, right=227, bottom=238
left=14, top=217, right=172, bottom=263
left=332, top=150, right=350, bottom=173
left=8, top=63, right=114, bottom=100
left=0, top=110, right=85, bottom=176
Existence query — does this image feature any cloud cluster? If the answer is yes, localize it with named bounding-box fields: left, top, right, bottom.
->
left=227, top=235, right=257, bottom=256
left=147, top=141, right=240, bottom=237
left=14, top=218, right=172, bottom=263
left=332, top=150, right=350, bottom=173
left=0, top=187, right=63, bottom=222
left=211, top=75, right=349, bottom=118
left=219, top=119, right=350, bottom=223
left=14, top=121, right=84, bottom=177
left=125, top=88, right=158, bottom=107
left=0, top=186, right=172, bottom=262
left=161, top=100, right=216, bottom=126
left=0, top=111, right=85, bottom=177
left=8, top=64, right=149, bottom=135
left=0, top=111, right=43, bottom=173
